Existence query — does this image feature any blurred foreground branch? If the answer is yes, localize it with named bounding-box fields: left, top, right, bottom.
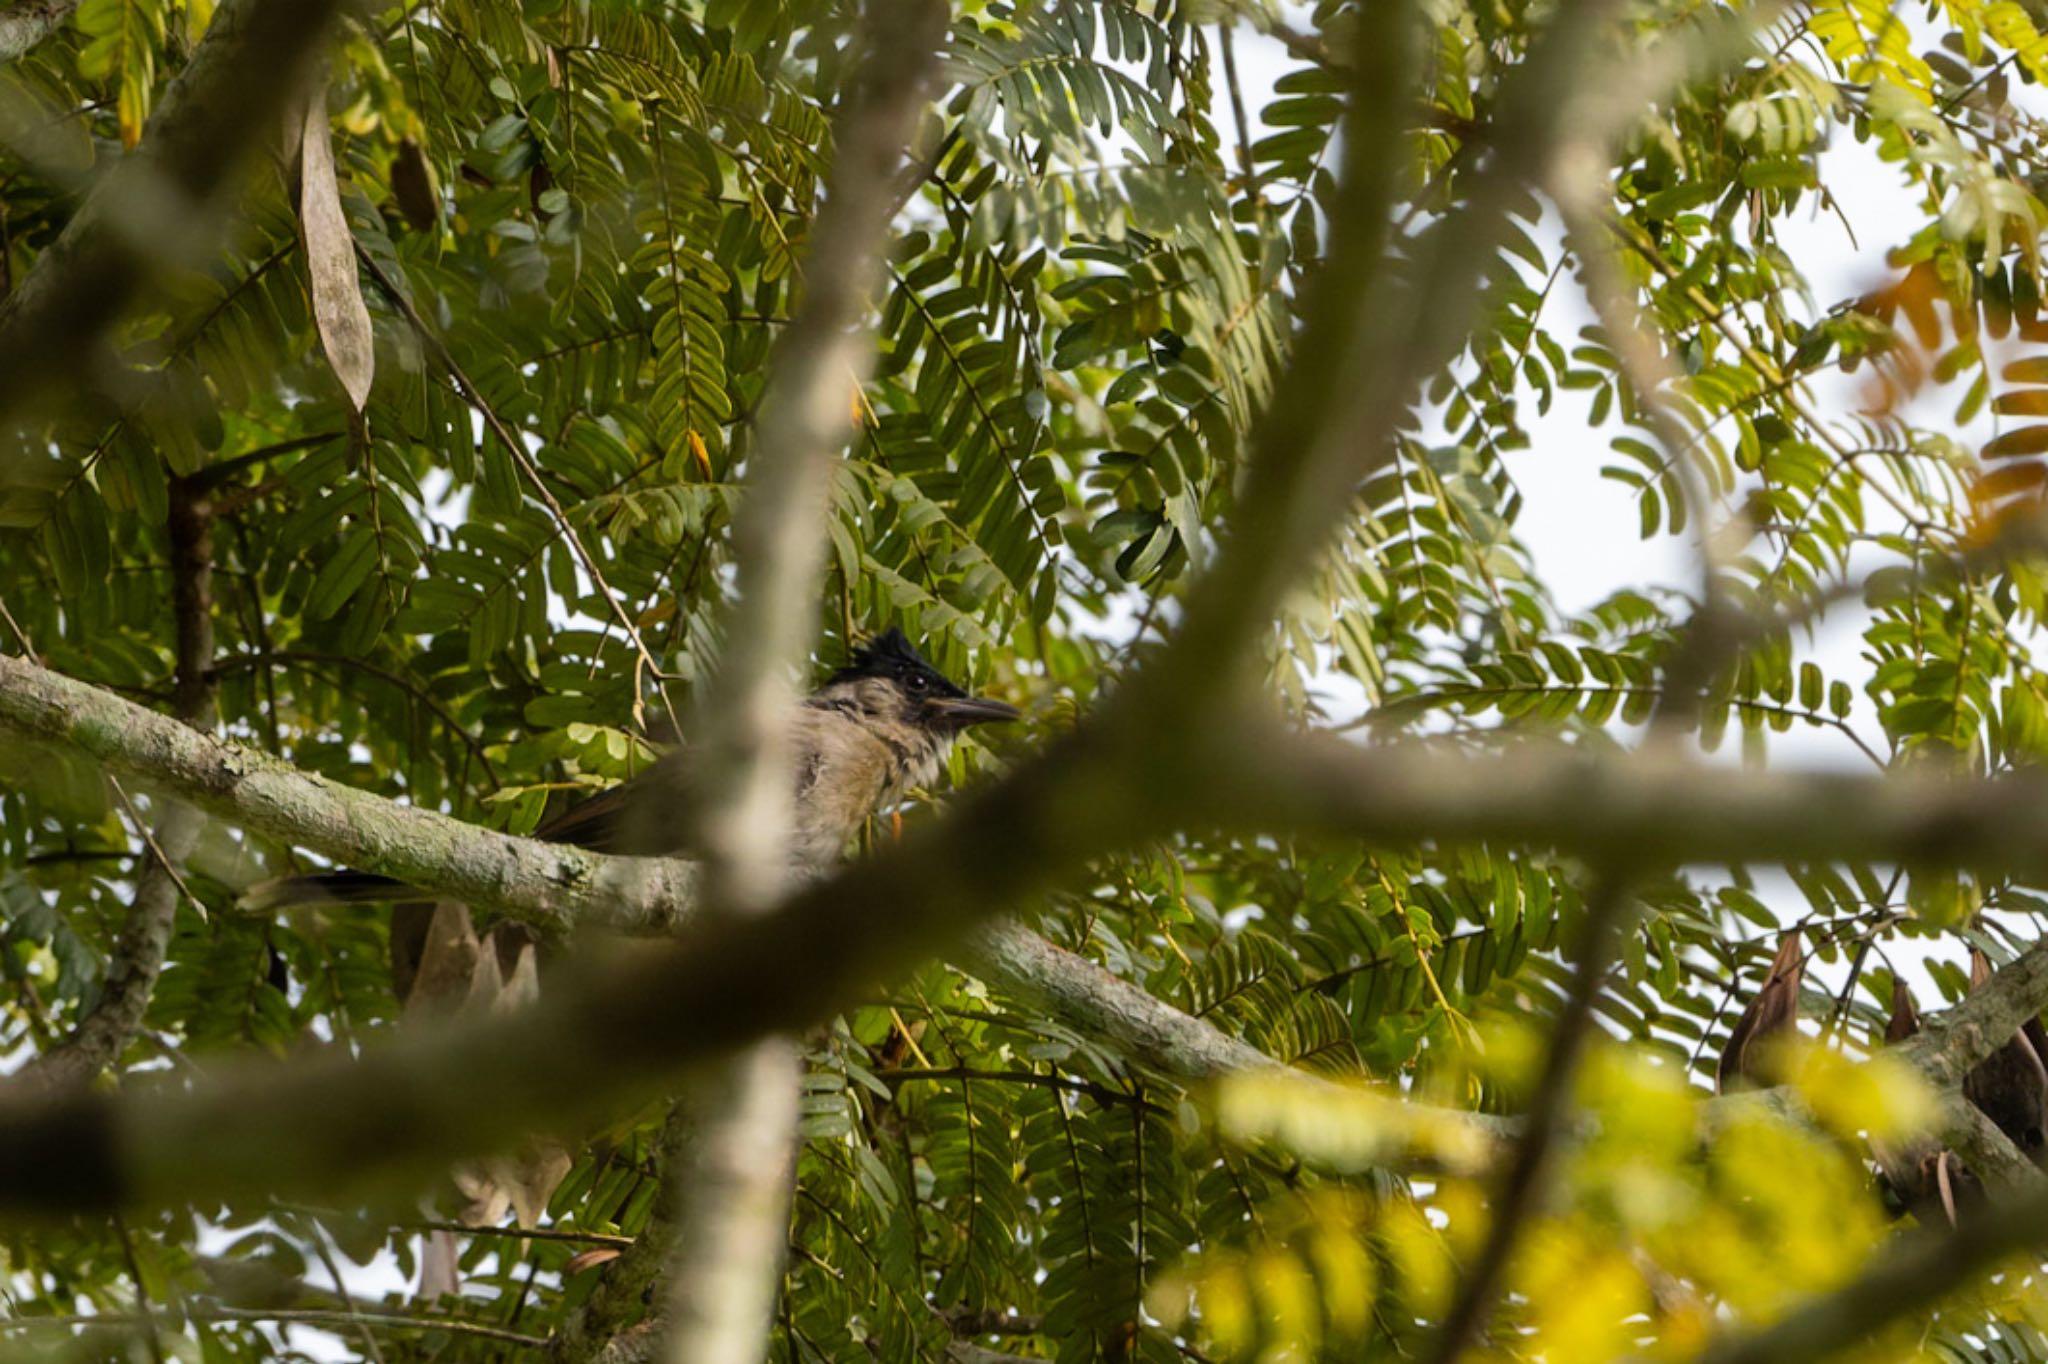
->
left=0, top=0, right=345, bottom=424
left=10, top=640, right=2048, bottom=1212
left=646, top=6, right=943, bottom=1361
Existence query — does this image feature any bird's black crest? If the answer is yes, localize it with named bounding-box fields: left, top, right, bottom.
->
left=829, top=626, right=965, bottom=697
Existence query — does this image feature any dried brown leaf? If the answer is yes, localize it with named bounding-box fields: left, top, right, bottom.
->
left=296, top=88, right=374, bottom=412
left=1716, top=929, right=1803, bottom=1093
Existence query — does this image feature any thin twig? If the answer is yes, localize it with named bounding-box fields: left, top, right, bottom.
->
left=351, top=244, right=679, bottom=739
left=305, top=1221, right=388, bottom=1364
left=0, top=592, right=34, bottom=653
left=105, top=776, right=205, bottom=909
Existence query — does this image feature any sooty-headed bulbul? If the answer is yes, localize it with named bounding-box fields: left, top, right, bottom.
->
left=246, top=627, right=1021, bottom=907
left=243, top=628, right=1018, bottom=1297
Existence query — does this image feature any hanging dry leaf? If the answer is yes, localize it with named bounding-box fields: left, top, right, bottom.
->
left=1884, top=975, right=1920, bottom=1043
left=296, top=87, right=375, bottom=413
left=1716, top=929, right=1803, bottom=1093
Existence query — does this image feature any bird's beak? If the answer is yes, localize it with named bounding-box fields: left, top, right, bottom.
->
left=926, top=695, right=1023, bottom=727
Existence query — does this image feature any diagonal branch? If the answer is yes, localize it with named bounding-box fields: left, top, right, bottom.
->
left=1422, top=877, right=1632, bottom=1364
left=1143, top=0, right=1644, bottom=717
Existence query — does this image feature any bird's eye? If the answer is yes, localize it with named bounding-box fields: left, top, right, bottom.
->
left=906, top=673, right=927, bottom=692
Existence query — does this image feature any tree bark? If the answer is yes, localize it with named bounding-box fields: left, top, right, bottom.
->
left=0, top=0, right=76, bottom=66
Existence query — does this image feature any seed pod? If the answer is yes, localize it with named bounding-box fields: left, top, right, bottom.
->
left=1884, top=974, right=1920, bottom=1043
left=1716, top=930, right=1803, bottom=1093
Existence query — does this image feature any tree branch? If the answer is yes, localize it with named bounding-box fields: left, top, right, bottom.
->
left=17, top=645, right=2048, bottom=1214
left=0, top=0, right=345, bottom=424
left=0, top=0, right=76, bottom=66
left=1423, top=877, right=1630, bottom=1364
left=1895, top=940, right=2048, bottom=1091
left=1939, top=1092, right=2044, bottom=1193
left=0, top=650, right=700, bottom=936
left=1207, top=727, right=2048, bottom=897
left=956, top=920, right=1514, bottom=1146
left=1141, top=0, right=1638, bottom=719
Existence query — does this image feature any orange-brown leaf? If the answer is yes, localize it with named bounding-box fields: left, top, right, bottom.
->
left=1982, top=426, right=2048, bottom=459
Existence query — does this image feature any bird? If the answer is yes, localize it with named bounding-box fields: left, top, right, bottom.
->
left=245, top=626, right=1022, bottom=906
left=240, top=626, right=1019, bottom=1294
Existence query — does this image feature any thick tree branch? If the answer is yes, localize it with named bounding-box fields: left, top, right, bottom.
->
left=1939, top=1093, right=2044, bottom=1193
left=1208, top=728, right=2048, bottom=893
left=0, top=0, right=344, bottom=424
left=23, top=477, right=217, bottom=1088
left=0, top=651, right=699, bottom=934
left=0, top=0, right=75, bottom=66
left=1894, top=940, right=2048, bottom=1091
left=16, top=644, right=2048, bottom=1214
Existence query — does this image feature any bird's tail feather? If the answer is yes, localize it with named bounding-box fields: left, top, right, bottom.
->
left=239, top=870, right=423, bottom=912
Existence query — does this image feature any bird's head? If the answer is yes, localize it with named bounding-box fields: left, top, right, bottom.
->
left=824, top=627, right=1021, bottom=734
